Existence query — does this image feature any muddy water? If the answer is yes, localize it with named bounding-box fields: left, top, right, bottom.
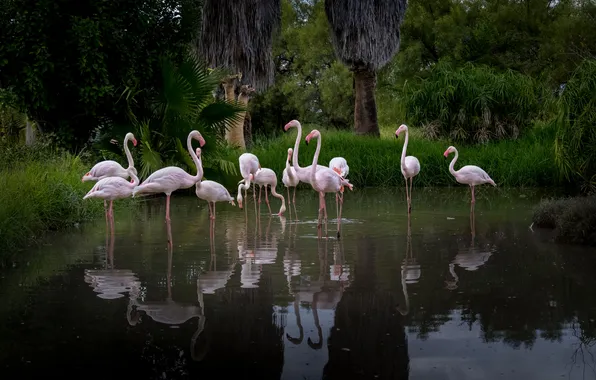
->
left=0, top=187, right=594, bottom=380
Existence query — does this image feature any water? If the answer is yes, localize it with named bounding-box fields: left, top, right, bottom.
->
left=1, top=187, right=595, bottom=379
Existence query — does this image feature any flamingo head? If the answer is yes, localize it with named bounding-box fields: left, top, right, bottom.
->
left=287, top=148, right=293, bottom=161
left=195, top=148, right=202, bottom=158
left=81, top=172, right=91, bottom=182
left=125, top=132, right=138, bottom=146
left=284, top=119, right=300, bottom=132
left=190, top=130, right=206, bottom=147
left=395, top=124, right=407, bottom=138
left=305, top=129, right=320, bottom=145
left=236, top=192, right=243, bottom=209
left=443, top=146, right=456, bottom=158
left=249, top=173, right=255, bottom=181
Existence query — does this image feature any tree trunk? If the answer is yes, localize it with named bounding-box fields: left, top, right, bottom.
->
left=243, top=111, right=253, bottom=150
left=353, top=69, right=380, bottom=137
left=25, top=118, right=36, bottom=146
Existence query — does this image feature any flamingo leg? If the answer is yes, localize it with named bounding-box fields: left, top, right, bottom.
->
left=336, top=193, right=340, bottom=239
left=293, top=187, right=297, bottom=204
left=404, top=177, right=409, bottom=212
left=258, top=185, right=262, bottom=204
left=109, top=200, right=114, bottom=219
left=165, top=194, right=171, bottom=222
left=265, top=185, right=272, bottom=214
left=212, top=202, right=217, bottom=220
left=207, top=202, right=213, bottom=220
left=471, top=185, right=476, bottom=204
left=321, top=193, right=328, bottom=236
left=409, top=177, right=413, bottom=213
left=287, top=187, right=292, bottom=221
left=317, top=192, right=324, bottom=230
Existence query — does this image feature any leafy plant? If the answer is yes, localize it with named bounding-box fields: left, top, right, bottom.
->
left=401, top=62, right=544, bottom=144
left=554, top=59, right=596, bottom=194
left=99, top=54, right=244, bottom=180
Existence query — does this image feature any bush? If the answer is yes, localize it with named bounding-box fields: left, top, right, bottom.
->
left=554, top=59, right=596, bottom=193
left=0, top=143, right=105, bottom=262
left=532, top=196, right=596, bottom=246
left=401, top=62, right=544, bottom=144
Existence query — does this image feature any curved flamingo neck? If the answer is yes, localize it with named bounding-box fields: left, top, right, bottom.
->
left=129, top=169, right=140, bottom=187
left=291, top=123, right=303, bottom=171
left=195, top=155, right=204, bottom=187
left=187, top=134, right=201, bottom=182
left=400, top=128, right=409, bottom=169
left=124, top=135, right=134, bottom=169
left=449, top=148, right=459, bottom=177
left=310, top=134, right=321, bottom=188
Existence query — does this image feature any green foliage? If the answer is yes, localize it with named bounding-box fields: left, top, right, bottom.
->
left=105, top=54, right=242, bottom=180
left=401, top=62, right=544, bottom=143
left=0, top=143, right=106, bottom=261
left=554, top=60, right=596, bottom=193
left=533, top=196, right=596, bottom=246
left=219, top=123, right=559, bottom=188
left=0, top=0, right=201, bottom=147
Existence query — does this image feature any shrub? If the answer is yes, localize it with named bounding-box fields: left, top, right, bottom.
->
left=532, top=196, right=596, bottom=246
left=401, top=62, right=544, bottom=144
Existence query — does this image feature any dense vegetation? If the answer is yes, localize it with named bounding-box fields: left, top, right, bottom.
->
left=0, top=0, right=595, bottom=251
left=533, top=196, right=596, bottom=246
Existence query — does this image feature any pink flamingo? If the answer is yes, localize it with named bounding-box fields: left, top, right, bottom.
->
left=83, top=166, right=139, bottom=221
left=82, top=132, right=138, bottom=212
left=395, top=124, right=420, bottom=213
left=132, top=130, right=206, bottom=221
left=252, top=168, right=286, bottom=216
left=305, top=129, right=353, bottom=238
left=283, top=120, right=326, bottom=185
left=329, top=157, right=349, bottom=178
left=194, top=148, right=236, bottom=220
left=444, top=145, right=496, bottom=204
left=236, top=153, right=260, bottom=209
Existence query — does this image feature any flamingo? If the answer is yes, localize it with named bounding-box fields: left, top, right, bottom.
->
left=329, top=157, right=349, bottom=178
left=282, top=148, right=300, bottom=205
left=252, top=168, right=286, bottom=216
left=305, top=129, right=353, bottom=238
left=236, top=152, right=260, bottom=209
left=194, top=148, right=235, bottom=220
left=395, top=124, right=420, bottom=213
left=83, top=166, right=139, bottom=221
left=444, top=145, right=496, bottom=204
left=132, top=130, right=206, bottom=222
left=283, top=120, right=327, bottom=185
left=82, top=132, right=138, bottom=213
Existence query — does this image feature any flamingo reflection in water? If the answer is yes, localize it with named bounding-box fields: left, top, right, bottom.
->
left=238, top=212, right=286, bottom=288
left=286, top=239, right=351, bottom=349
left=84, top=213, right=141, bottom=300
left=401, top=214, right=421, bottom=288
left=126, top=221, right=208, bottom=361
left=196, top=218, right=236, bottom=295
left=446, top=204, right=496, bottom=290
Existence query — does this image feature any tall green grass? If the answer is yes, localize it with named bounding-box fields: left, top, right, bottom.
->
left=0, top=146, right=105, bottom=263
left=218, top=122, right=559, bottom=189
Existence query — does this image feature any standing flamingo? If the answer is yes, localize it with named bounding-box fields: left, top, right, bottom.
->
left=132, top=130, right=206, bottom=222
left=444, top=145, right=496, bottom=204
left=395, top=124, right=420, bottom=213
left=82, top=132, right=138, bottom=213
left=305, top=129, right=353, bottom=238
left=252, top=168, right=286, bottom=216
left=283, top=120, right=326, bottom=185
left=194, top=148, right=236, bottom=220
left=236, top=153, right=260, bottom=209
left=282, top=148, right=299, bottom=205
left=83, top=166, right=139, bottom=222
left=328, top=157, right=349, bottom=178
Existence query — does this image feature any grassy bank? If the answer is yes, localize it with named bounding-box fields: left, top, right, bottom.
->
left=533, top=196, right=596, bottom=246
left=218, top=122, right=560, bottom=188
left=0, top=146, right=106, bottom=263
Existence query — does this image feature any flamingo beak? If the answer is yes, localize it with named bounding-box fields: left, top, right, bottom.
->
left=132, top=138, right=138, bottom=147
left=395, top=132, right=399, bottom=139
left=443, top=150, right=449, bottom=158
left=198, top=136, right=206, bottom=147
left=283, top=123, right=290, bottom=132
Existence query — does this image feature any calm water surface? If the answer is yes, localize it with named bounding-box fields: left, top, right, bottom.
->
left=1, top=188, right=595, bottom=379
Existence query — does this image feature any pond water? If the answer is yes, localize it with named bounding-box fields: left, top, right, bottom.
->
left=0, top=187, right=595, bottom=380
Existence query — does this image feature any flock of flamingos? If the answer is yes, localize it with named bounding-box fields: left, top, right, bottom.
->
left=82, top=119, right=497, bottom=238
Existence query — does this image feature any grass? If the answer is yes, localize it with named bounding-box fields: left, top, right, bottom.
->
left=0, top=145, right=118, bottom=263
left=533, top=196, right=596, bottom=246
left=218, top=121, right=560, bottom=189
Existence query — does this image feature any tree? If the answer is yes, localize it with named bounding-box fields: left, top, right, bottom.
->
left=0, top=0, right=201, bottom=149
left=324, top=0, right=408, bottom=136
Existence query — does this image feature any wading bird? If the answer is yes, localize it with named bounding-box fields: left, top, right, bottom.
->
left=395, top=124, right=420, bottom=213
left=444, top=145, right=496, bottom=204
left=305, top=129, right=353, bottom=238
left=194, top=148, right=235, bottom=220
left=283, top=120, right=326, bottom=185
left=329, top=157, right=349, bottom=178
left=83, top=166, right=139, bottom=221
left=253, top=168, right=286, bottom=216
left=132, top=130, right=205, bottom=222
left=236, top=152, right=260, bottom=209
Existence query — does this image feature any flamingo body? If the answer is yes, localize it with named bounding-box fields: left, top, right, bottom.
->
left=82, top=132, right=137, bottom=182
left=84, top=176, right=138, bottom=202
left=237, top=153, right=260, bottom=209
left=396, top=124, right=420, bottom=212
left=282, top=148, right=300, bottom=207
left=329, top=157, right=349, bottom=178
